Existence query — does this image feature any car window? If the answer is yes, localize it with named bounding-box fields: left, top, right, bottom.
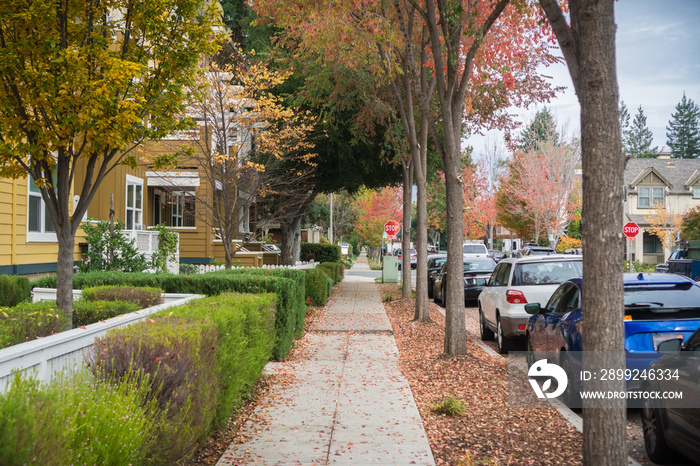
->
left=684, top=329, right=700, bottom=353
left=489, top=262, right=511, bottom=286
left=545, top=284, right=570, bottom=312
left=512, top=260, right=582, bottom=286
left=554, top=284, right=580, bottom=314
left=624, top=282, right=700, bottom=320
left=464, top=259, right=496, bottom=271
left=463, top=244, right=487, bottom=254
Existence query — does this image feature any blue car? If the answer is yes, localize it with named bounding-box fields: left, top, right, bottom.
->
left=525, top=273, right=700, bottom=402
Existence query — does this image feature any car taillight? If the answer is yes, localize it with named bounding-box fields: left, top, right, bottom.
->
left=506, top=290, right=527, bottom=304
left=430, top=271, right=438, bottom=277
left=575, top=320, right=583, bottom=336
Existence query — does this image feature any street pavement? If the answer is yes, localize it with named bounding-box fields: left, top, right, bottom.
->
left=216, top=254, right=435, bottom=465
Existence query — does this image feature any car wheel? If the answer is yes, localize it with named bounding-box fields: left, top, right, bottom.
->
left=496, top=316, right=515, bottom=354
left=428, top=281, right=433, bottom=299
left=560, top=355, right=580, bottom=408
left=642, top=397, right=678, bottom=464
left=433, top=286, right=441, bottom=304
left=479, top=307, right=494, bottom=341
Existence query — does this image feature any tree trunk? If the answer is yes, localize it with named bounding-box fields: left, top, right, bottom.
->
left=280, top=216, right=303, bottom=265
left=55, top=228, right=76, bottom=328
left=539, top=1, right=626, bottom=464
left=579, top=2, right=626, bottom=464
left=401, top=162, right=413, bottom=298
left=413, top=119, right=431, bottom=322
left=291, top=215, right=303, bottom=264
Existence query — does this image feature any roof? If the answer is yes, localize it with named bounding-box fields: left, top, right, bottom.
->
left=625, top=158, right=700, bottom=194
left=499, top=254, right=582, bottom=264
left=568, top=273, right=694, bottom=288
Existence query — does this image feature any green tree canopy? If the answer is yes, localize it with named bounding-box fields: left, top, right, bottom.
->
left=518, top=107, right=559, bottom=152
left=666, top=92, right=700, bottom=159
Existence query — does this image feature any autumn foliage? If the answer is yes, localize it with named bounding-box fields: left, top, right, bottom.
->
left=354, top=187, right=403, bottom=252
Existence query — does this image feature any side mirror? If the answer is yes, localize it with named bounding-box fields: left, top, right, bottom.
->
left=524, top=303, right=543, bottom=315
left=657, top=338, right=682, bottom=356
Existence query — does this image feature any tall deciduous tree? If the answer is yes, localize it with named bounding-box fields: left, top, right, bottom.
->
left=627, top=105, right=658, bottom=158
left=463, top=161, right=497, bottom=241
left=0, top=0, right=221, bottom=323
left=539, top=0, right=627, bottom=463
left=644, top=202, right=682, bottom=254
left=354, top=187, right=403, bottom=260
left=666, top=92, right=700, bottom=159
left=499, top=138, right=579, bottom=244
left=174, top=59, right=315, bottom=268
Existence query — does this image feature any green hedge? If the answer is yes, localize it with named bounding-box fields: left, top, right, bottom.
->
left=32, top=269, right=306, bottom=360
left=301, top=243, right=341, bottom=263
left=154, top=293, right=275, bottom=427
left=81, top=285, right=163, bottom=309
left=93, top=318, right=219, bottom=463
left=303, top=269, right=329, bottom=306
left=0, top=276, right=32, bottom=307
left=72, top=300, right=141, bottom=328
left=317, top=262, right=343, bottom=284
left=0, top=301, right=68, bottom=349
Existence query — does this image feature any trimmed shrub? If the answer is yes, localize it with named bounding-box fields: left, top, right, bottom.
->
left=303, top=269, right=329, bottom=306
left=318, top=262, right=343, bottom=284
left=0, top=275, right=32, bottom=307
left=0, top=301, right=69, bottom=349
left=92, top=318, right=219, bottom=463
left=301, top=243, right=341, bottom=263
left=156, top=293, right=276, bottom=427
left=327, top=277, right=333, bottom=298
left=35, top=269, right=305, bottom=360
left=81, top=285, right=163, bottom=309
left=72, top=299, right=141, bottom=327
left=179, top=263, right=199, bottom=275
left=0, top=372, right=158, bottom=465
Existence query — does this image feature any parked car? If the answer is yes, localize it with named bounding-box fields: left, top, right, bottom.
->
left=517, top=246, right=556, bottom=257
left=641, top=326, right=700, bottom=464
left=655, top=249, right=686, bottom=273
left=433, top=258, right=496, bottom=306
left=463, top=242, right=488, bottom=258
left=396, top=248, right=418, bottom=270
left=525, top=273, right=700, bottom=403
left=478, top=255, right=583, bottom=354
left=488, top=249, right=504, bottom=263
left=427, top=254, right=448, bottom=299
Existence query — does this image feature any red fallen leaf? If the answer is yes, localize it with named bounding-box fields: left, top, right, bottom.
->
left=80, top=326, right=86, bottom=329
left=154, top=357, right=162, bottom=364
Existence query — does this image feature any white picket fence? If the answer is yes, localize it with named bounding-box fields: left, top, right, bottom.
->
left=197, top=260, right=316, bottom=274
left=0, top=291, right=203, bottom=392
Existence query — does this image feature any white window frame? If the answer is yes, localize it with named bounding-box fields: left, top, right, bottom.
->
left=26, top=174, right=57, bottom=243
left=125, top=175, right=144, bottom=230
left=171, top=192, right=184, bottom=227
left=638, top=186, right=665, bottom=208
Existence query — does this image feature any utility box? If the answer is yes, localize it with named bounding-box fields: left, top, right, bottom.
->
left=382, top=255, right=399, bottom=284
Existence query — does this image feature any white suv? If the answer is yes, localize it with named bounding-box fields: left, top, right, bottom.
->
left=463, top=242, right=488, bottom=258
left=477, top=254, right=583, bottom=354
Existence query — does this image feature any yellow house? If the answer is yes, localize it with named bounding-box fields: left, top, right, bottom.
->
left=0, top=135, right=279, bottom=276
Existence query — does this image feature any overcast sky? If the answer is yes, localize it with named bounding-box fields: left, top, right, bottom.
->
left=470, top=0, right=700, bottom=160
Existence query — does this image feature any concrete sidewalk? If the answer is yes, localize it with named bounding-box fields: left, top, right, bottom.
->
left=217, top=255, right=435, bottom=465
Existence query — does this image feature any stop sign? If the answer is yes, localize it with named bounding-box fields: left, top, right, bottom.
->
left=384, top=220, right=400, bottom=237
left=624, top=222, right=640, bottom=239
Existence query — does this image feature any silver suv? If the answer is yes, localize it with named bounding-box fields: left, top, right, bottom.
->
left=478, top=254, right=583, bottom=354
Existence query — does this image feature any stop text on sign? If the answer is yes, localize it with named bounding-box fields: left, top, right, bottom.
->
left=384, top=220, right=400, bottom=236
left=623, top=222, right=639, bottom=239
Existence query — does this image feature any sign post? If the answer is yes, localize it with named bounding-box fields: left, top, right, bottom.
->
left=624, top=222, right=640, bottom=271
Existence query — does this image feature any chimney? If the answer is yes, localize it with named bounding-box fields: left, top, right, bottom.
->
left=657, top=152, right=671, bottom=159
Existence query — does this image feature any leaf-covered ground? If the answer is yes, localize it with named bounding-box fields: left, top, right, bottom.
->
left=380, top=284, right=583, bottom=465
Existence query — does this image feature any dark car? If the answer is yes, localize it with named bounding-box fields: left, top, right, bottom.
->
left=655, top=249, right=686, bottom=273
left=433, top=258, right=496, bottom=306
left=517, top=246, right=556, bottom=257
left=525, top=273, right=700, bottom=403
left=427, top=254, right=447, bottom=299
left=641, top=326, right=700, bottom=464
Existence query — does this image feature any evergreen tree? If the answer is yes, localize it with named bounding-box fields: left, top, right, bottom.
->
left=619, top=100, right=631, bottom=155
left=518, top=107, right=559, bottom=152
left=666, top=92, right=700, bottom=159
left=628, top=105, right=658, bottom=158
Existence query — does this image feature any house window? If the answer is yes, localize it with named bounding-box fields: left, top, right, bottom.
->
left=638, top=187, right=664, bottom=208
left=26, top=174, right=56, bottom=242
left=126, top=175, right=143, bottom=230
left=694, top=187, right=700, bottom=198
left=643, top=231, right=663, bottom=254
left=239, top=202, right=250, bottom=233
